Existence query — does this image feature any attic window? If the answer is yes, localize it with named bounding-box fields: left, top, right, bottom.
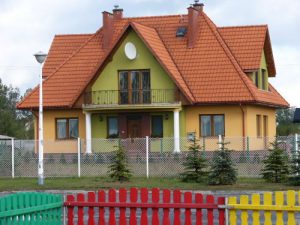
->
left=176, top=27, right=187, bottom=37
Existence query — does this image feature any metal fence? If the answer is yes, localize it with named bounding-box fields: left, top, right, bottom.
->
left=0, top=135, right=299, bottom=178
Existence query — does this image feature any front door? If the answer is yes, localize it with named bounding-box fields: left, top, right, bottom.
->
left=127, top=117, right=142, bottom=138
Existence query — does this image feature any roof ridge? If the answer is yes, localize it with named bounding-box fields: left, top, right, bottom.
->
left=202, top=12, right=258, bottom=101
left=54, top=33, right=93, bottom=37
left=218, top=24, right=268, bottom=29
left=125, top=14, right=185, bottom=20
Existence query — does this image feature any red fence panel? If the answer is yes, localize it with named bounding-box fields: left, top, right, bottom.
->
left=64, top=188, right=226, bottom=225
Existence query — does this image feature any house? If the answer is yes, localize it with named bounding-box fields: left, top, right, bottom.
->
left=293, top=108, right=300, bottom=123
left=17, top=3, right=288, bottom=153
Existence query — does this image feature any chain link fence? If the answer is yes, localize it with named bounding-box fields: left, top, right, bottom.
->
left=0, top=135, right=298, bottom=178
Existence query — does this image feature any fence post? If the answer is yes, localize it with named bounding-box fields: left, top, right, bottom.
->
left=146, top=136, right=149, bottom=179
left=11, top=138, right=15, bottom=179
left=77, top=137, right=81, bottom=178
left=218, top=135, right=222, bottom=150
left=246, top=136, right=250, bottom=162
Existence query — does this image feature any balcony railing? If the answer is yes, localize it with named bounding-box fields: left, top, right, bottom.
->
left=84, top=89, right=180, bottom=105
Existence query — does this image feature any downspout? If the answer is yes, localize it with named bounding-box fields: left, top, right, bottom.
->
left=239, top=103, right=246, bottom=151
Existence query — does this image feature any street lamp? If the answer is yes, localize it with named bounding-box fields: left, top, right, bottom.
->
left=34, top=51, right=47, bottom=185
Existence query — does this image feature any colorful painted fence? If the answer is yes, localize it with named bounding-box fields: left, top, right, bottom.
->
left=64, top=188, right=225, bottom=225
left=228, top=190, right=300, bottom=225
left=0, top=192, right=63, bottom=224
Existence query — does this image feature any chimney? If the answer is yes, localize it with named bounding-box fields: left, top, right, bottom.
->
left=193, top=0, right=204, bottom=12
left=102, top=11, right=114, bottom=49
left=113, top=5, right=123, bottom=20
left=187, top=1, right=203, bottom=48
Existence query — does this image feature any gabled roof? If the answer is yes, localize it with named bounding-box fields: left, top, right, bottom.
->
left=43, top=34, right=93, bottom=78
left=17, top=9, right=289, bottom=109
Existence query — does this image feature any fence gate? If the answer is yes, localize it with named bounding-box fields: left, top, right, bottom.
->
left=0, top=192, right=63, bottom=224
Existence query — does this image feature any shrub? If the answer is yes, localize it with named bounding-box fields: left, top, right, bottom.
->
left=107, top=144, right=132, bottom=182
left=180, top=138, right=207, bottom=183
left=208, top=139, right=237, bottom=185
left=261, top=139, right=289, bottom=183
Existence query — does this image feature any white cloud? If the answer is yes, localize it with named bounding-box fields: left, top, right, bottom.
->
left=0, top=0, right=299, bottom=107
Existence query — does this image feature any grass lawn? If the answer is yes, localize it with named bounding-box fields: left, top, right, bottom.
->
left=0, top=177, right=299, bottom=191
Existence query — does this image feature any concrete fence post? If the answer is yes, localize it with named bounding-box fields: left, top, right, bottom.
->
left=11, top=138, right=15, bottom=178
left=77, top=137, right=81, bottom=178
left=218, top=135, right=222, bottom=150
left=146, top=136, right=149, bottom=179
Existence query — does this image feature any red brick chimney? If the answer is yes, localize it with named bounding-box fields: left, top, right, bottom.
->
left=102, top=11, right=114, bottom=49
left=113, top=5, right=123, bottom=20
left=187, top=2, right=204, bottom=48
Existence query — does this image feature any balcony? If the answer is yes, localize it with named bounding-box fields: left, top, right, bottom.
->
left=84, top=89, right=180, bottom=108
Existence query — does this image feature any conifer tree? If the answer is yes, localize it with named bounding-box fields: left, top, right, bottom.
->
left=208, top=139, right=237, bottom=185
left=289, top=151, right=300, bottom=185
left=261, top=139, right=289, bottom=183
left=180, top=137, right=207, bottom=182
left=108, top=143, right=132, bottom=182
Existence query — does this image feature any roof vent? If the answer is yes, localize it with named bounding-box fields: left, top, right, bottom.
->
left=176, top=27, right=187, bottom=37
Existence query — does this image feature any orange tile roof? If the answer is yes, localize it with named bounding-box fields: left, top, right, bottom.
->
left=43, top=34, right=93, bottom=78
left=17, top=9, right=288, bottom=109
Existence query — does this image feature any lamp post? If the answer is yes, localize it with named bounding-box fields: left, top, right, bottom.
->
left=34, top=51, right=47, bottom=185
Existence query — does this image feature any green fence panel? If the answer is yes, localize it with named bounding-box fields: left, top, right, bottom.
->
left=0, top=192, right=63, bottom=225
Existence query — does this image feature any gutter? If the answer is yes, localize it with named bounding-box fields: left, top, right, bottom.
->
left=239, top=103, right=246, bottom=151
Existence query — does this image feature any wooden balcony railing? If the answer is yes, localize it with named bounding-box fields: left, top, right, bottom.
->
left=84, top=89, right=180, bottom=105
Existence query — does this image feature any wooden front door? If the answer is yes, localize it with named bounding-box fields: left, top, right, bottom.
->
left=127, top=117, right=142, bottom=138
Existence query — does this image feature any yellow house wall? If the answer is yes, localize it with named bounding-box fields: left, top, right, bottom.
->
left=244, top=105, right=276, bottom=150
left=184, top=105, right=276, bottom=151
left=42, top=109, right=86, bottom=153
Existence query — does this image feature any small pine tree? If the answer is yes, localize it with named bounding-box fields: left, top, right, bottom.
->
left=108, top=143, right=132, bottom=182
left=261, top=139, right=289, bottom=183
left=289, top=151, right=300, bottom=185
left=180, top=138, right=207, bottom=182
left=208, top=140, right=237, bottom=185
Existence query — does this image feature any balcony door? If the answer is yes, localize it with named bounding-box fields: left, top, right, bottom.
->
left=119, top=70, right=150, bottom=104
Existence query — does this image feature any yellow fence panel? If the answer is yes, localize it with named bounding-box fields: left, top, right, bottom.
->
left=229, top=196, right=237, bottom=225
left=275, top=192, right=284, bottom=225
left=252, top=193, right=260, bottom=225
left=287, top=190, right=296, bottom=225
left=227, top=190, right=300, bottom=225
left=240, top=195, right=248, bottom=225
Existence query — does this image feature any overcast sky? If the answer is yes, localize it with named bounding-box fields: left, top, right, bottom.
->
left=0, top=0, right=299, bottom=106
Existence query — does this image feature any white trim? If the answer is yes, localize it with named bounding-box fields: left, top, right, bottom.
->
left=174, top=109, right=180, bottom=153
left=85, top=112, right=92, bottom=154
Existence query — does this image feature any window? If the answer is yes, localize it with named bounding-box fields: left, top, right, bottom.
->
left=119, top=70, right=150, bottom=104
left=151, top=116, right=163, bottom=138
left=200, top=115, right=224, bottom=137
left=261, top=69, right=266, bottom=90
left=56, top=118, right=79, bottom=139
left=256, top=115, right=261, bottom=137
left=263, top=115, right=268, bottom=137
left=255, top=71, right=259, bottom=88
left=107, top=117, right=119, bottom=138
